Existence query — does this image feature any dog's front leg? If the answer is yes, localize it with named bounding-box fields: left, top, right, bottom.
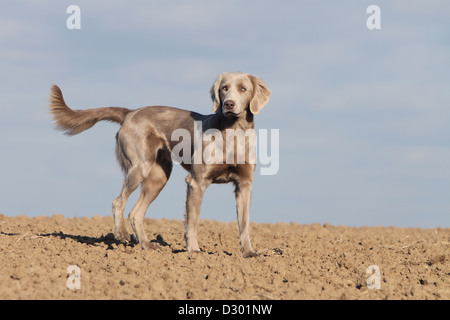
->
left=184, top=174, right=205, bottom=253
left=235, top=180, right=258, bottom=258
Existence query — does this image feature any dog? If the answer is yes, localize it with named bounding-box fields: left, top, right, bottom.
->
left=49, top=72, right=271, bottom=258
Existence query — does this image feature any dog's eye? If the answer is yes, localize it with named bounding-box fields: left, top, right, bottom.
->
left=240, top=87, right=247, bottom=92
left=222, top=86, right=228, bottom=92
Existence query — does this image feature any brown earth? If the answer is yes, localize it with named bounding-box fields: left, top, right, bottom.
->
left=0, top=214, right=449, bottom=300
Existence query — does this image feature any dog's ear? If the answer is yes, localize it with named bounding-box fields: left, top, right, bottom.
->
left=210, top=73, right=224, bottom=113
left=249, top=75, right=271, bottom=115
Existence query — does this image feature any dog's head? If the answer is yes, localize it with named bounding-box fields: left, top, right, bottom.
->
left=210, top=72, right=271, bottom=117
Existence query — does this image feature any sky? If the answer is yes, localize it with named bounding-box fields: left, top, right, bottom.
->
left=0, top=1, right=449, bottom=228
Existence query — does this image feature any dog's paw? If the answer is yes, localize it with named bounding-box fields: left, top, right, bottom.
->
left=187, top=248, right=204, bottom=255
left=114, top=231, right=131, bottom=243
left=243, top=251, right=259, bottom=258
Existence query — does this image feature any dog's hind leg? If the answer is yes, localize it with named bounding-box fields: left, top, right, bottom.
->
left=112, top=165, right=143, bottom=243
left=129, top=157, right=171, bottom=250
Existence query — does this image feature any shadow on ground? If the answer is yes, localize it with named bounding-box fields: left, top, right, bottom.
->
left=36, top=231, right=169, bottom=250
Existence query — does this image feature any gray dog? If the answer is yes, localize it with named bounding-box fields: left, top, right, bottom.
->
left=49, top=72, right=271, bottom=257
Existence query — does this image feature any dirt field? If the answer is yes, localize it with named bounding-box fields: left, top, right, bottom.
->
left=0, top=214, right=448, bottom=300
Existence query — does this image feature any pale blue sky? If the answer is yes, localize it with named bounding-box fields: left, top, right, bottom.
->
left=1, top=1, right=449, bottom=227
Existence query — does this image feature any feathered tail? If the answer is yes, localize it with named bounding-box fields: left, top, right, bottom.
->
left=49, top=85, right=131, bottom=135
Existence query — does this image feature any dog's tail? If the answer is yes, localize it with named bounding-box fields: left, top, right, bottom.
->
left=49, top=85, right=131, bottom=135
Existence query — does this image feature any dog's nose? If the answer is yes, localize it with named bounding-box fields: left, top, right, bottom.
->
left=224, top=100, right=235, bottom=110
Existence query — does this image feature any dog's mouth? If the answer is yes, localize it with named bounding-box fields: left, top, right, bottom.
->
left=223, top=109, right=241, bottom=118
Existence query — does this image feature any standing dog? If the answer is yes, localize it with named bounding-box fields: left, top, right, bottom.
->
left=49, top=72, right=271, bottom=257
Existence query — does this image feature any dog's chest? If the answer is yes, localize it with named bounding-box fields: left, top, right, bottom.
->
left=207, top=164, right=254, bottom=184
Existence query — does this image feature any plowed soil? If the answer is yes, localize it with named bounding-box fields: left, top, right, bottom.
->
left=1, top=214, right=449, bottom=300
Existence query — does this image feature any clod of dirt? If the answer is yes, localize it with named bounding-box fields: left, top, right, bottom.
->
left=273, top=248, right=283, bottom=255
left=151, top=234, right=169, bottom=247
left=427, top=255, right=446, bottom=266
